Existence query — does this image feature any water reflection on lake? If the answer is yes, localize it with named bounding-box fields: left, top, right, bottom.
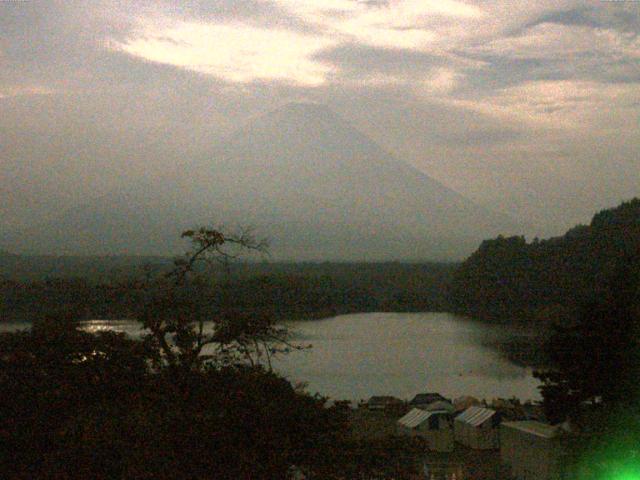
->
left=276, top=312, right=540, bottom=402
left=1, top=312, right=540, bottom=401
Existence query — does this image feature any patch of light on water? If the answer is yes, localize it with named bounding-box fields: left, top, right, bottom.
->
left=79, top=320, right=141, bottom=335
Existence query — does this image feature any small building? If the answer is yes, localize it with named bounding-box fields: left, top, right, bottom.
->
left=454, top=406, right=500, bottom=450
left=367, top=395, right=404, bottom=411
left=409, top=392, right=447, bottom=409
left=424, top=400, right=454, bottom=413
left=397, top=408, right=454, bottom=452
left=500, top=421, right=570, bottom=480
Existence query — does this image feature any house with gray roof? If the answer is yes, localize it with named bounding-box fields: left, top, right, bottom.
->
left=397, top=408, right=454, bottom=452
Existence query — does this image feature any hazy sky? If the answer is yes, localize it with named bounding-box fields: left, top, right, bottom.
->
left=1, top=0, right=639, bottom=237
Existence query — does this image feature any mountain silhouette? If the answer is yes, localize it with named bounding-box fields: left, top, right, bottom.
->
left=183, top=102, right=519, bottom=260
left=4, top=103, right=519, bottom=260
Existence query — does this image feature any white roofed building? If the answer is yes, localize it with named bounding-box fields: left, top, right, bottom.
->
left=397, top=408, right=454, bottom=452
left=454, top=406, right=500, bottom=450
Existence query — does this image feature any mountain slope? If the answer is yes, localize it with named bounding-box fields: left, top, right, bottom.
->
left=4, top=103, right=520, bottom=260
left=184, top=102, right=519, bottom=259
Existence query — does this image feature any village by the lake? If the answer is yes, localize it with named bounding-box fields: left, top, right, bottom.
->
left=330, top=391, right=572, bottom=480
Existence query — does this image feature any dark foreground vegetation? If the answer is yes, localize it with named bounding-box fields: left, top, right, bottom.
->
left=533, top=260, right=640, bottom=478
left=1, top=318, right=336, bottom=479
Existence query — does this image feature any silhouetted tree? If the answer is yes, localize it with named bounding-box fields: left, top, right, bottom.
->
left=0, top=308, right=348, bottom=479
left=535, top=261, right=640, bottom=423
left=135, top=226, right=306, bottom=371
left=0, top=312, right=149, bottom=477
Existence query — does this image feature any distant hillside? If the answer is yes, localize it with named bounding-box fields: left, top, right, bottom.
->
left=185, top=102, right=520, bottom=260
left=449, top=198, right=640, bottom=323
left=0, top=252, right=170, bottom=282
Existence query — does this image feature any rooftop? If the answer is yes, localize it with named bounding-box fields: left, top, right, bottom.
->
left=455, top=406, right=497, bottom=427
left=398, top=408, right=451, bottom=429
left=501, top=421, right=559, bottom=439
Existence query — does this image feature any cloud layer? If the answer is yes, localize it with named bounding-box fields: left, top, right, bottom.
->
left=1, top=0, right=639, bottom=238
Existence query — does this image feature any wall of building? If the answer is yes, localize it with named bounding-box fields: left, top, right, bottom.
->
left=454, top=420, right=499, bottom=450
left=500, top=426, right=565, bottom=480
left=397, top=416, right=454, bottom=452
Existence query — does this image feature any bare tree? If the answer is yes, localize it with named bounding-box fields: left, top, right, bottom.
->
left=137, top=226, right=305, bottom=371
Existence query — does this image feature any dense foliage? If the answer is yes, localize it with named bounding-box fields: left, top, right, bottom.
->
left=449, top=198, right=640, bottom=324
left=0, top=317, right=349, bottom=479
left=532, top=263, right=640, bottom=478
left=535, top=263, right=640, bottom=422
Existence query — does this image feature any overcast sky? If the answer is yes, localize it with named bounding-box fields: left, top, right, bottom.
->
left=1, top=0, right=639, bottom=238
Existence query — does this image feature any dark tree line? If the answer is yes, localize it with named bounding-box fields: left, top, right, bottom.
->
left=449, top=198, right=640, bottom=324
left=532, top=261, right=640, bottom=478
left=0, top=318, right=347, bottom=479
left=535, top=261, right=640, bottom=421
left=1, top=262, right=454, bottom=324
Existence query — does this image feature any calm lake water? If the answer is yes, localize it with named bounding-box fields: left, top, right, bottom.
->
left=1, top=312, right=540, bottom=402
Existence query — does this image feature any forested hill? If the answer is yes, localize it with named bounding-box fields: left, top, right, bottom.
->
left=449, top=198, right=640, bottom=323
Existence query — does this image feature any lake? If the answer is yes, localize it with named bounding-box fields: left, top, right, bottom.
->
left=1, top=312, right=540, bottom=402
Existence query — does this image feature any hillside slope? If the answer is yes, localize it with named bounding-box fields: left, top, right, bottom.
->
left=449, top=198, right=640, bottom=322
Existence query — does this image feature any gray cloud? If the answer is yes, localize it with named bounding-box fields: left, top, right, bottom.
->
left=1, top=0, right=639, bottom=246
left=524, top=4, right=640, bottom=33
left=149, top=0, right=322, bottom=33
left=313, top=43, right=467, bottom=77
left=458, top=53, right=640, bottom=94
left=456, top=8, right=640, bottom=91
left=520, top=6, right=602, bottom=31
